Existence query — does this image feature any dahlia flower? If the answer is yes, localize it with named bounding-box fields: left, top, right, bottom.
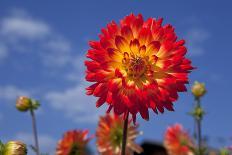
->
left=85, top=13, right=193, bottom=121
left=56, top=130, right=92, bottom=155
left=4, top=141, right=27, bottom=155
left=96, top=114, right=143, bottom=155
left=164, top=124, right=194, bottom=155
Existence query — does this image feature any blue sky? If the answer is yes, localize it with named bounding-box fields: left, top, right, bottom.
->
left=0, top=0, right=232, bottom=154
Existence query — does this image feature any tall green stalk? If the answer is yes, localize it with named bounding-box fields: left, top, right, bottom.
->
left=191, top=81, right=206, bottom=155
left=195, top=98, right=203, bottom=154
left=30, top=109, right=40, bottom=155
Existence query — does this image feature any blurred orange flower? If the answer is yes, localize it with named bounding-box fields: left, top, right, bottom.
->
left=56, top=130, right=92, bottom=155
left=96, top=114, right=143, bottom=155
left=164, top=124, right=194, bottom=155
left=85, top=13, right=193, bottom=122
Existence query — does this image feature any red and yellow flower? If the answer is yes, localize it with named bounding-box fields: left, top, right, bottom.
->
left=85, top=13, right=193, bottom=121
left=96, top=114, right=143, bottom=155
left=164, top=124, right=194, bottom=155
left=56, top=130, right=92, bottom=155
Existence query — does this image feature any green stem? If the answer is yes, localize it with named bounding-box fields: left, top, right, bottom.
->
left=121, top=111, right=129, bottom=155
left=30, top=109, right=40, bottom=155
left=194, top=119, right=197, bottom=140
left=197, top=118, right=202, bottom=154
left=195, top=98, right=202, bottom=155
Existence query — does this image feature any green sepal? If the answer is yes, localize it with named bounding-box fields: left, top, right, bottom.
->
left=189, top=106, right=205, bottom=120
left=31, top=100, right=41, bottom=110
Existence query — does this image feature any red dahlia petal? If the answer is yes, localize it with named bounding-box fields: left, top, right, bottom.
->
left=96, top=95, right=106, bottom=107
left=93, top=83, right=108, bottom=97
left=146, top=41, right=160, bottom=55
left=139, top=107, right=149, bottom=120
left=115, top=36, right=128, bottom=52
left=121, top=26, right=134, bottom=41
left=86, top=83, right=99, bottom=95
left=130, top=39, right=140, bottom=53
left=89, top=41, right=102, bottom=50
left=138, top=28, right=153, bottom=45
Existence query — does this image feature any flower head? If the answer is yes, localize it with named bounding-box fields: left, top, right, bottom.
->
left=96, top=113, right=143, bottom=155
left=191, top=81, right=206, bottom=99
left=164, top=124, right=194, bottom=155
left=56, top=130, right=92, bottom=155
left=85, top=13, right=193, bottom=121
left=16, top=96, right=32, bottom=112
left=4, top=141, right=27, bottom=155
left=16, top=96, right=40, bottom=112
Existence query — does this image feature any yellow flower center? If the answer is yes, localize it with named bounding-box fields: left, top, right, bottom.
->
left=122, top=52, right=149, bottom=79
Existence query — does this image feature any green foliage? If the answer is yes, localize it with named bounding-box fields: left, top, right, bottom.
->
left=192, top=147, right=207, bottom=155
left=31, top=100, right=41, bottom=110
left=0, top=140, right=5, bottom=154
left=189, top=105, right=205, bottom=121
left=220, top=148, right=230, bottom=155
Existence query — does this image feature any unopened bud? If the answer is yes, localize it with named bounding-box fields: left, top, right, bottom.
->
left=191, top=81, right=206, bottom=99
left=16, top=96, right=32, bottom=112
left=4, top=141, right=27, bottom=155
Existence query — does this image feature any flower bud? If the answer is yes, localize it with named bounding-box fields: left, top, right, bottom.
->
left=191, top=106, right=205, bottom=120
left=4, top=141, right=27, bottom=155
left=191, top=81, right=206, bottom=99
left=16, top=96, right=32, bottom=112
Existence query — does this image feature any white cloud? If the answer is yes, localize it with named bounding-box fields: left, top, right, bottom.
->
left=185, top=28, right=209, bottom=56
left=45, top=81, right=105, bottom=123
left=15, top=132, right=56, bottom=155
left=41, top=37, right=72, bottom=67
left=0, top=16, right=50, bottom=40
left=0, top=85, right=30, bottom=101
left=0, top=9, right=73, bottom=68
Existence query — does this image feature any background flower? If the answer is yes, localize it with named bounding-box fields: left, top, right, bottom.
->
left=85, top=13, right=193, bottom=122
left=56, top=130, right=92, bottom=155
left=96, top=114, right=143, bottom=155
left=164, top=124, right=194, bottom=155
